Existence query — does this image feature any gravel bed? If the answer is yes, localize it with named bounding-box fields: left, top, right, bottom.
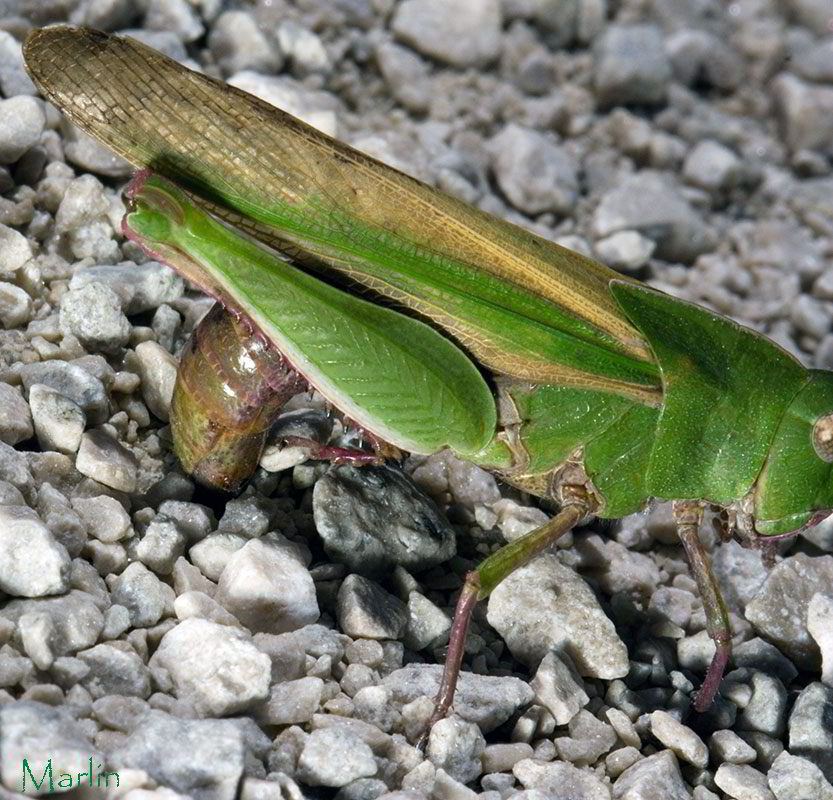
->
left=1, top=1, right=833, bottom=799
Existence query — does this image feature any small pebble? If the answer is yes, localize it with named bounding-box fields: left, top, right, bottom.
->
left=0, top=505, right=71, bottom=597
left=0, top=383, right=33, bottom=445
left=28, top=384, right=85, bottom=454
left=150, top=617, right=271, bottom=716
left=530, top=650, right=589, bottom=725
left=296, top=728, right=377, bottom=788
left=336, top=574, right=408, bottom=640
left=215, top=535, right=319, bottom=634
left=714, top=763, right=775, bottom=800
left=75, top=430, right=138, bottom=493
left=71, top=495, right=131, bottom=543
left=427, top=716, right=486, bottom=784
left=0, top=96, right=45, bottom=164
left=391, top=0, right=502, bottom=68
left=0, top=281, right=32, bottom=328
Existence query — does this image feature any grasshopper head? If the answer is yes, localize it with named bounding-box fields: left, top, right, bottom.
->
left=753, top=370, right=833, bottom=535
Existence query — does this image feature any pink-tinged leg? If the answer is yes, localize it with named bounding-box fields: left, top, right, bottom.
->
left=674, top=501, right=732, bottom=711
left=418, top=499, right=589, bottom=746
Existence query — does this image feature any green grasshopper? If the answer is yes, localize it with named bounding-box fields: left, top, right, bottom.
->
left=24, top=26, right=833, bottom=731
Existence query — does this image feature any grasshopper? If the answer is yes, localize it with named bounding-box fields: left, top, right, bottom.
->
left=23, top=26, right=833, bottom=732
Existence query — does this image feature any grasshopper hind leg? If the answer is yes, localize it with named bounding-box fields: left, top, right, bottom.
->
left=673, top=500, right=732, bottom=712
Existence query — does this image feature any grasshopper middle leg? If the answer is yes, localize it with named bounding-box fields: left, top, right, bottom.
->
left=421, top=485, right=594, bottom=742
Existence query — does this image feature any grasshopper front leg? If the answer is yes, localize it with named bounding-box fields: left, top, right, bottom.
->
left=421, top=478, right=596, bottom=743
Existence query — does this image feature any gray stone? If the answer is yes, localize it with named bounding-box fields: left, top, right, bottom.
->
left=337, top=574, right=408, bottom=640
left=612, top=750, right=690, bottom=800
left=709, top=730, right=756, bottom=765
left=101, top=604, right=131, bottom=639
left=426, top=716, right=485, bottom=784
left=78, top=644, right=151, bottom=699
left=277, top=21, right=330, bottom=77
left=0, top=505, right=71, bottom=597
left=0, top=31, right=36, bottom=97
left=513, top=758, right=611, bottom=799
left=134, top=340, right=177, bottom=422
left=767, top=751, right=833, bottom=800
left=0, top=441, right=34, bottom=503
left=487, top=554, right=629, bottom=678
left=733, top=638, right=798, bottom=685
left=714, top=764, right=774, bottom=800
left=144, top=0, right=204, bottom=42
left=745, top=554, right=833, bottom=670
left=208, top=10, right=282, bottom=77
left=17, top=611, right=55, bottom=671
left=189, top=532, right=247, bottom=582
left=683, top=140, right=743, bottom=193
left=594, top=25, right=671, bottom=107
left=158, top=501, right=216, bottom=542
left=59, top=282, right=131, bottom=354
left=110, top=562, right=172, bottom=627
left=54, top=173, right=111, bottom=231
left=788, top=682, right=833, bottom=783
left=0, top=700, right=104, bottom=794
left=650, top=711, right=708, bottom=769
left=374, top=40, right=430, bottom=114
left=794, top=39, right=833, bottom=83
left=739, top=672, right=787, bottom=737
left=489, top=124, right=578, bottom=216
left=481, top=742, right=534, bottom=775
left=592, top=171, right=714, bottom=263
left=135, top=516, right=187, bottom=575
left=383, top=664, right=533, bottom=732
left=0, top=383, right=32, bottom=445
left=71, top=495, right=131, bottom=543
left=666, top=29, right=745, bottom=91
left=151, top=618, right=270, bottom=716
left=0, top=282, right=32, bottom=328
left=808, top=593, right=833, bottom=686
left=19, top=360, right=108, bottom=425
left=90, top=695, right=150, bottom=734
left=530, top=650, right=589, bottom=725
left=0, top=96, right=45, bottom=165
left=772, top=74, right=833, bottom=156
left=2, top=590, right=104, bottom=657
left=75, top=430, right=138, bottom=493
left=391, top=0, right=502, bottom=68
left=313, top=464, right=455, bottom=577
left=28, top=384, right=86, bottom=454
left=404, top=591, right=451, bottom=651
left=215, top=534, right=318, bottom=634
left=111, top=710, right=269, bottom=800
left=0, top=223, right=33, bottom=272
left=173, top=590, right=239, bottom=626
left=69, top=263, right=184, bottom=315
left=255, top=676, right=323, bottom=725
left=594, top=230, right=655, bottom=272
left=297, top=728, right=377, bottom=788
left=556, top=709, right=618, bottom=765
left=607, top=747, right=643, bottom=779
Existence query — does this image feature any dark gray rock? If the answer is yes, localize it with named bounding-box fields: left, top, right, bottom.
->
left=313, top=465, right=456, bottom=577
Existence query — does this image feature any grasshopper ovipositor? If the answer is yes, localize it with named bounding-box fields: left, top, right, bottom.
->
left=23, top=25, right=833, bottom=733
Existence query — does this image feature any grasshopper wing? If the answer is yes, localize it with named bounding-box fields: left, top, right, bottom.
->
left=25, top=26, right=660, bottom=401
